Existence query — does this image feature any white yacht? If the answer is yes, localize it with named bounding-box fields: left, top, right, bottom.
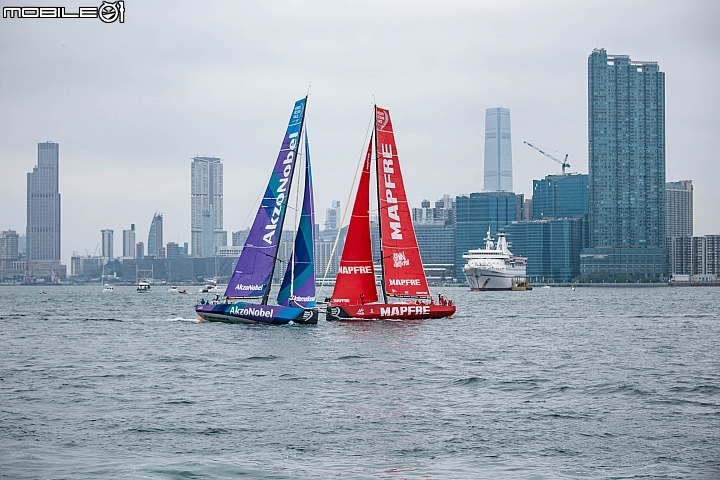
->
left=199, top=280, right=221, bottom=294
left=462, top=229, right=528, bottom=291
left=137, top=281, right=151, bottom=292
left=101, top=283, right=114, bottom=293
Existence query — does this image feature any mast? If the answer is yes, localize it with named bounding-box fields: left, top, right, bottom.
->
left=261, top=96, right=308, bottom=305
left=374, top=105, right=389, bottom=303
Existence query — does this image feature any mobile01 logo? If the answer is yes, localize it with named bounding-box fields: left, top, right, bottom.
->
left=3, top=1, right=124, bottom=23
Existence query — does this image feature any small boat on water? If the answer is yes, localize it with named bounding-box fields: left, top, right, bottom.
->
left=195, top=97, right=318, bottom=325
left=102, top=283, right=114, bottom=293
left=326, top=106, right=455, bottom=321
left=137, top=281, right=151, bottom=292
left=198, top=281, right=221, bottom=294
left=168, top=286, right=179, bottom=293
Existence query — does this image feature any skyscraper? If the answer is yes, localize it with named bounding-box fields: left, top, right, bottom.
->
left=325, top=200, right=341, bottom=230
left=532, top=174, right=589, bottom=220
left=27, top=142, right=61, bottom=261
left=483, top=108, right=513, bottom=192
left=123, top=224, right=136, bottom=258
left=101, top=229, right=114, bottom=260
left=148, top=213, right=163, bottom=258
left=666, top=180, right=693, bottom=237
left=191, top=156, right=226, bottom=257
left=582, top=49, right=666, bottom=277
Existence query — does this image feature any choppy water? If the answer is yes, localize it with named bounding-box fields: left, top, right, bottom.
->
left=0, top=285, right=718, bottom=479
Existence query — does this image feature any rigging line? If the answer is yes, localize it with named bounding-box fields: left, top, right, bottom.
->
left=318, top=108, right=375, bottom=299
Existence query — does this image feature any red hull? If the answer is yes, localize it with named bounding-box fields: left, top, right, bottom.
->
left=326, top=302, right=455, bottom=321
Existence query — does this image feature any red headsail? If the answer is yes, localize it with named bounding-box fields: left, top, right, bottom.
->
left=330, top=139, right=378, bottom=305
left=375, top=107, right=430, bottom=298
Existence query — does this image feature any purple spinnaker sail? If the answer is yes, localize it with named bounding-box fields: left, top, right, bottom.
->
left=277, top=133, right=316, bottom=307
left=225, top=98, right=307, bottom=299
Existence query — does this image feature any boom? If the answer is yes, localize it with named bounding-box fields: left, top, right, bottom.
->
left=523, top=141, right=570, bottom=175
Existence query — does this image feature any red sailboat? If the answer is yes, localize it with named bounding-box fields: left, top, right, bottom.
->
left=326, top=106, right=456, bottom=321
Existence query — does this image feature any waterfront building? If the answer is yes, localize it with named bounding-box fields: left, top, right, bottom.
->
left=202, top=209, right=214, bottom=257
left=101, top=229, right=114, bottom=260
left=27, top=142, right=61, bottom=262
left=583, top=49, right=666, bottom=277
left=325, top=200, right=341, bottom=230
left=414, top=223, right=455, bottom=281
left=191, top=156, right=226, bottom=257
left=412, top=195, right=455, bottom=226
left=523, top=199, right=533, bottom=222
left=147, top=213, right=163, bottom=258
left=484, top=108, right=513, bottom=192
left=532, top=174, right=589, bottom=220
left=123, top=224, right=136, bottom=258
left=0, top=230, right=19, bottom=259
left=667, top=236, right=692, bottom=276
left=136, top=241, right=145, bottom=260
left=232, top=229, right=250, bottom=247
left=455, top=191, right=518, bottom=279
left=25, top=142, right=66, bottom=281
left=666, top=180, right=693, bottom=237
left=504, top=218, right=587, bottom=283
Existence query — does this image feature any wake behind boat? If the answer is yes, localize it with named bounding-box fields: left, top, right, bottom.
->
left=195, top=97, right=318, bottom=325
left=326, top=106, right=455, bottom=321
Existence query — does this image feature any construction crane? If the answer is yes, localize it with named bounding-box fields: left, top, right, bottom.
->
left=523, top=141, right=570, bottom=175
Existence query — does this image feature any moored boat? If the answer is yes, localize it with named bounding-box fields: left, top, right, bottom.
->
left=326, top=106, right=455, bottom=321
left=462, top=229, right=528, bottom=291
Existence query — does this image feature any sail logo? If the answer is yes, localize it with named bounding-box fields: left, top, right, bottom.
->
left=380, top=143, right=402, bottom=240
left=380, top=305, right=430, bottom=316
left=389, top=279, right=421, bottom=286
left=339, top=265, right=373, bottom=275
left=263, top=131, right=300, bottom=245
left=229, top=305, right=274, bottom=318
left=376, top=109, right=390, bottom=130
left=393, top=252, right=410, bottom=268
left=235, top=283, right=264, bottom=291
left=292, top=295, right=316, bottom=302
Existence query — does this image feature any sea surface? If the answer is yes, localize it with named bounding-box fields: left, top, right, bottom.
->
left=0, top=285, right=718, bottom=479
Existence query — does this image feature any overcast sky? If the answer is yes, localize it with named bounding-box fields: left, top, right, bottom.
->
left=1, top=0, right=718, bottom=266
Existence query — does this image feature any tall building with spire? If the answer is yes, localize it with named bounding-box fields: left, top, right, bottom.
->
left=483, top=107, right=513, bottom=192
left=191, top=156, right=226, bottom=257
left=148, top=213, right=163, bottom=258
left=27, top=142, right=61, bottom=261
left=581, top=48, right=666, bottom=277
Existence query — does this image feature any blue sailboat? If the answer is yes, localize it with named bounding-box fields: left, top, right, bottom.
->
left=195, top=97, right=318, bottom=325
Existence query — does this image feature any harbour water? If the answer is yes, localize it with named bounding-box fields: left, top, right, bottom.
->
left=1, top=286, right=718, bottom=478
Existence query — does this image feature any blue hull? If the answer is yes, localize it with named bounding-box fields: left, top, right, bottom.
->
left=195, top=301, right=317, bottom=325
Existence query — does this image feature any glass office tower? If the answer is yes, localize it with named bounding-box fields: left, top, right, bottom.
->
left=483, top=108, right=513, bottom=192
left=582, top=49, right=666, bottom=277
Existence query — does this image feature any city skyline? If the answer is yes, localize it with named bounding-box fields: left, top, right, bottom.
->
left=1, top=2, right=719, bottom=267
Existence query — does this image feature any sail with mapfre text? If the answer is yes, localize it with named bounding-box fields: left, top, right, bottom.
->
left=375, top=107, right=430, bottom=298
left=330, top=139, right=378, bottom=305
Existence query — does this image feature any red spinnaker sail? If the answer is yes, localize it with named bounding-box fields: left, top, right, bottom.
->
left=375, top=107, right=431, bottom=298
left=331, top=139, right=378, bottom=305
